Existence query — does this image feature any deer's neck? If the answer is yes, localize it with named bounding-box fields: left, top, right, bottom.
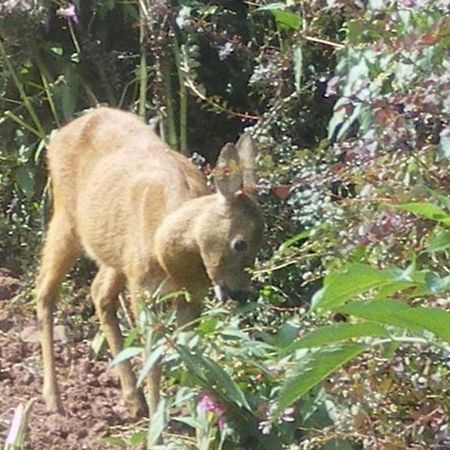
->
left=154, top=195, right=215, bottom=293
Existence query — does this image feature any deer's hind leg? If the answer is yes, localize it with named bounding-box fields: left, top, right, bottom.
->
left=36, top=214, right=81, bottom=413
left=91, top=265, right=148, bottom=418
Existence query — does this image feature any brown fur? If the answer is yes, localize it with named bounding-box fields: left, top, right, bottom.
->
left=36, top=107, right=264, bottom=419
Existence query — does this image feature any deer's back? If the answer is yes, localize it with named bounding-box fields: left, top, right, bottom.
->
left=47, top=108, right=207, bottom=272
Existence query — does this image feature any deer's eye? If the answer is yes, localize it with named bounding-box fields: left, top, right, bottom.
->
left=233, top=239, right=248, bottom=252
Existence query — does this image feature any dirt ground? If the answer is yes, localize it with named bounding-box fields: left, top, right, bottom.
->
left=0, top=268, right=141, bottom=450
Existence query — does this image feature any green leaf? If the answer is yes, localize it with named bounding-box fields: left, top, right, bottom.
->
left=281, top=323, right=388, bottom=355
left=273, top=10, right=301, bottom=30
left=275, top=344, right=367, bottom=416
left=147, top=398, right=167, bottom=447
left=255, top=4, right=301, bottom=30
left=426, top=187, right=450, bottom=213
left=395, top=202, right=450, bottom=226
left=176, top=346, right=250, bottom=409
left=60, top=67, right=79, bottom=120
left=197, top=317, right=219, bottom=335
left=109, top=346, right=142, bottom=368
left=428, top=231, right=450, bottom=252
left=278, top=227, right=318, bottom=251
left=337, top=299, right=450, bottom=342
left=275, top=322, right=300, bottom=347
left=102, top=436, right=127, bottom=448
left=130, top=431, right=147, bottom=445
left=254, top=3, right=287, bottom=12
left=425, top=272, right=450, bottom=293
left=346, top=19, right=364, bottom=44
left=311, top=264, right=394, bottom=310
left=293, top=45, right=303, bottom=93
left=137, top=344, right=166, bottom=387
left=172, top=416, right=199, bottom=429
left=14, top=166, right=35, bottom=199
left=50, top=46, right=63, bottom=56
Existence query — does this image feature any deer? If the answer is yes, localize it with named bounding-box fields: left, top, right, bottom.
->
left=36, top=107, right=264, bottom=420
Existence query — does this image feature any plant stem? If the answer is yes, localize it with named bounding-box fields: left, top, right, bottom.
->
left=0, top=39, right=46, bottom=138
left=173, top=36, right=188, bottom=155
left=159, top=50, right=179, bottom=150
left=138, top=0, right=149, bottom=117
left=4, top=110, right=43, bottom=139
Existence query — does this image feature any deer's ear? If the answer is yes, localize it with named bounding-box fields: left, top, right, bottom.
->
left=214, top=143, right=243, bottom=199
left=236, top=133, right=257, bottom=190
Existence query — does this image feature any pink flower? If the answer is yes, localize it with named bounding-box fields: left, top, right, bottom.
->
left=198, top=391, right=226, bottom=428
left=57, top=3, right=79, bottom=24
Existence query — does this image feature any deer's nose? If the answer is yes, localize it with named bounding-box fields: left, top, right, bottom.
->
left=214, top=284, right=249, bottom=303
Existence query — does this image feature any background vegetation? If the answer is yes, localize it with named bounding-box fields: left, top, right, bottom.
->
left=1, top=0, right=450, bottom=448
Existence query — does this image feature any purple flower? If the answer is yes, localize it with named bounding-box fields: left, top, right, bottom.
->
left=57, top=3, right=79, bottom=24
left=198, top=391, right=226, bottom=428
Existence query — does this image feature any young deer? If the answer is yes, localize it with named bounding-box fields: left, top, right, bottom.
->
left=36, top=107, right=264, bottom=418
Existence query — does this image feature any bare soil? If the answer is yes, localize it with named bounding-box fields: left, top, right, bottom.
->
left=0, top=268, right=140, bottom=450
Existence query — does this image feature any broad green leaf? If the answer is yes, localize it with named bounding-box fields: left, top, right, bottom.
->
left=109, top=346, right=142, bottom=368
left=176, top=346, right=250, bottom=409
left=293, top=45, right=303, bottom=93
left=427, top=231, right=450, bottom=252
left=60, top=67, right=79, bottom=120
left=374, top=280, right=417, bottom=299
left=273, top=10, right=301, bottom=29
left=281, top=323, right=388, bottom=355
left=137, top=344, right=166, bottom=386
left=14, top=166, right=35, bottom=199
left=395, top=202, right=450, bottom=226
left=196, top=355, right=251, bottom=410
left=275, top=343, right=367, bottom=416
left=337, top=299, right=450, bottom=342
left=312, top=264, right=394, bottom=310
left=275, top=322, right=300, bottom=348
left=147, top=398, right=167, bottom=447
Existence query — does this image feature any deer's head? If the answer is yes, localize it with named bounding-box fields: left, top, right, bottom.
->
left=155, top=134, right=264, bottom=302
left=197, top=134, right=264, bottom=302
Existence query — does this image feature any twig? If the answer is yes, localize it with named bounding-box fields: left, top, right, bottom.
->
left=183, top=74, right=260, bottom=121
left=304, top=35, right=345, bottom=49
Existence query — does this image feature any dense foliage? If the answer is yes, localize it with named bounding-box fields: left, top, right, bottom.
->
left=1, top=0, right=450, bottom=449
